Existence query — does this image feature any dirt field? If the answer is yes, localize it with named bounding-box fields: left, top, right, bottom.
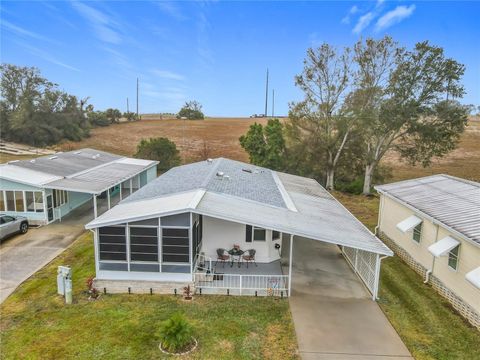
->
left=2, top=116, right=479, bottom=183
left=59, top=117, right=267, bottom=162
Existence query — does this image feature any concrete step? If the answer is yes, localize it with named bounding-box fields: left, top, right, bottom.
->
left=93, top=278, right=194, bottom=295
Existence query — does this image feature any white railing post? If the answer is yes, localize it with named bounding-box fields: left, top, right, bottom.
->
left=288, top=234, right=294, bottom=297
left=239, top=275, right=242, bottom=295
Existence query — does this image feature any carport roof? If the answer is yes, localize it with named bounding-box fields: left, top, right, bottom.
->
left=0, top=148, right=158, bottom=194
left=86, top=158, right=393, bottom=256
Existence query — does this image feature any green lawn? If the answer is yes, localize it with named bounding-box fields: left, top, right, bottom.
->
left=0, top=233, right=298, bottom=360
left=336, top=193, right=480, bottom=360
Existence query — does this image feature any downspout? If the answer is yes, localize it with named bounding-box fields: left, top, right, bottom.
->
left=374, top=254, right=389, bottom=300
left=374, top=193, right=384, bottom=236
left=424, top=223, right=440, bottom=284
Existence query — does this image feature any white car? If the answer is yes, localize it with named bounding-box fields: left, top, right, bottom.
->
left=0, top=214, right=29, bottom=241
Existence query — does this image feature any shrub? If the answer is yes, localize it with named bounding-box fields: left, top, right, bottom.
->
left=134, top=137, right=181, bottom=173
left=177, top=100, right=204, bottom=120
left=157, top=313, right=194, bottom=353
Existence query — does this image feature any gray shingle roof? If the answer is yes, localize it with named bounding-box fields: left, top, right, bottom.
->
left=375, top=175, right=480, bottom=246
left=124, top=158, right=287, bottom=208
left=88, top=158, right=392, bottom=256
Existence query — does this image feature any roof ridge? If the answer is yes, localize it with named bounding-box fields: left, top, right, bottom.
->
left=201, top=158, right=223, bottom=188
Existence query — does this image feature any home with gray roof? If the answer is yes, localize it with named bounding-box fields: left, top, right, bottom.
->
left=0, top=148, right=158, bottom=225
left=86, top=158, right=393, bottom=298
left=375, top=175, right=480, bottom=329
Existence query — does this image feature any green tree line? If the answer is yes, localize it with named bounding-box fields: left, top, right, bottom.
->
left=0, top=64, right=137, bottom=146
left=240, top=36, right=469, bottom=195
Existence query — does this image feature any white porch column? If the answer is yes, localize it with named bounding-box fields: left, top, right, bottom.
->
left=93, top=194, right=98, bottom=218
left=288, top=234, right=294, bottom=297
left=130, top=178, right=133, bottom=195
left=107, top=188, right=111, bottom=209
left=119, top=184, right=123, bottom=200
left=373, top=254, right=381, bottom=301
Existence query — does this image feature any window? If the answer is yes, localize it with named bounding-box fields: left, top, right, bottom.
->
left=412, top=223, right=422, bottom=243
left=34, top=192, right=44, bottom=212
left=273, top=231, right=281, bottom=240
left=130, top=226, right=158, bottom=262
left=0, top=192, right=5, bottom=211
left=5, top=191, right=15, bottom=211
left=25, top=192, right=35, bottom=212
left=15, top=191, right=24, bottom=212
left=245, top=225, right=252, bottom=243
left=448, top=245, right=460, bottom=270
left=53, top=190, right=68, bottom=208
left=253, top=227, right=266, bottom=241
left=99, top=226, right=127, bottom=261
left=162, top=228, right=189, bottom=263
left=1, top=215, right=15, bottom=224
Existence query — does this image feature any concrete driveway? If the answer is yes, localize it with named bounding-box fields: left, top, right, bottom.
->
left=0, top=197, right=115, bottom=303
left=288, top=237, right=412, bottom=360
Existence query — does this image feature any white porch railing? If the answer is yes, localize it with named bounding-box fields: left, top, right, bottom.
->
left=194, top=273, right=289, bottom=297
left=342, top=246, right=379, bottom=299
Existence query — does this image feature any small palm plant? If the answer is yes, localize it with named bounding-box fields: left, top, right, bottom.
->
left=157, top=313, right=195, bottom=353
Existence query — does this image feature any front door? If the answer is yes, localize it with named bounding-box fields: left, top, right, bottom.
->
left=46, top=195, right=54, bottom=222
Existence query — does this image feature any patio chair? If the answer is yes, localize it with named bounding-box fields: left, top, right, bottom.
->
left=215, top=248, right=230, bottom=268
left=242, top=249, right=257, bottom=268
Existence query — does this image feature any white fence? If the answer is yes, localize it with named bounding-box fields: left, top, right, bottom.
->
left=194, top=273, right=289, bottom=296
left=342, top=246, right=379, bottom=299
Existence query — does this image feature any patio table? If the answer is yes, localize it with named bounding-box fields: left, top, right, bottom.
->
left=228, top=248, right=244, bottom=267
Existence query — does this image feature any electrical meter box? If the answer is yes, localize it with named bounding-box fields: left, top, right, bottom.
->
left=57, top=266, right=71, bottom=295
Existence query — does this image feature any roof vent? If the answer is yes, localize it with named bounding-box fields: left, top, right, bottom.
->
left=207, top=158, right=213, bottom=164
left=49, top=156, right=58, bottom=160
left=8, top=160, right=19, bottom=164
left=216, top=171, right=224, bottom=177
left=242, top=168, right=253, bottom=173
left=223, top=175, right=230, bottom=181
left=74, top=151, right=82, bottom=154
left=30, top=159, right=36, bottom=163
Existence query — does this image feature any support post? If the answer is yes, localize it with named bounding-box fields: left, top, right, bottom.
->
left=130, top=178, right=133, bottom=195
left=373, top=254, right=381, bottom=300
left=107, top=188, right=111, bottom=209
left=288, top=234, right=293, bottom=297
left=119, top=184, right=123, bottom=200
left=93, top=194, right=98, bottom=218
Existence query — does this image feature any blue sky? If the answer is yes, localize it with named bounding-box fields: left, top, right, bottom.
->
left=1, top=1, right=479, bottom=116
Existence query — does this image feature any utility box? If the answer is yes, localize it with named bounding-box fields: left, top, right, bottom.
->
left=57, top=266, right=72, bottom=296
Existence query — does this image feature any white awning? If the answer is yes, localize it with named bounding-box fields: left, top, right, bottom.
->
left=428, top=236, right=460, bottom=257
left=466, top=267, right=480, bottom=289
left=396, top=215, right=422, bottom=233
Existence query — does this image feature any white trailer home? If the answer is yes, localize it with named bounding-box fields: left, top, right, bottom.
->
left=86, top=158, right=393, bottom=297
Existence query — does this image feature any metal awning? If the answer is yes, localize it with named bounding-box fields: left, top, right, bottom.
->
left=428, top=236, right=460, bottom=257
left=466, top=267, right=480, bottom=289
left=396, top=215, right=422, bottom=233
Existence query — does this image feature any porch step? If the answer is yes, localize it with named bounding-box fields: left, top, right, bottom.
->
left=93, top=278, right=194, bottom=295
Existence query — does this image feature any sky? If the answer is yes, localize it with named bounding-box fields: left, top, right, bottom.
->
left=1, top=1, right=479, bottom=117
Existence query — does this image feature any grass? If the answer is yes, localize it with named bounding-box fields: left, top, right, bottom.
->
left=0, top=232, right=298, bottom=360
left=335, top=194, right=480, bottom=360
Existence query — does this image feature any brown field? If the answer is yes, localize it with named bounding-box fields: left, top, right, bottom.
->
left=2, top=116, right=479, bottom=184
left=59, top=117, right=268, bottom=162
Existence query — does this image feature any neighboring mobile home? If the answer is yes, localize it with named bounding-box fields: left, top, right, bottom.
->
left=85, top=158, right=393, bottom=298
left=375, top=175, right=480, bottom=329
left=0, top=149, right=158, bottom=225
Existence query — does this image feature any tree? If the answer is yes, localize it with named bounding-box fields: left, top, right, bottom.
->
left=352, top=38, right=468, bottom=194
left=0, top=64, right=90, bottom=146
left=286, top=44, right=353, bottom=190
left=177, top=100, right=204, bottom=120
left=239, top=118, right=286, bottom=170
left=123, top=111, right=138, bottom=121
left=86, top=106, right=110, bottom=127
left=105, top=108, right=122, bottom=124
left=135, top=137, right=181, bottom=172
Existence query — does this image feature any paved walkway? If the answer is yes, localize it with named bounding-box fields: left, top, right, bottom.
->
left=287, top=237, right=413, bottom=360
left=0, top=197, right=116, bottom=303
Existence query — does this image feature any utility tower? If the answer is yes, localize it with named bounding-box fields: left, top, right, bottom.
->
left=264, top=69, right=269, bottom=117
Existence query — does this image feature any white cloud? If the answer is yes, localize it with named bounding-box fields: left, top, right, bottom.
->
left=2, top=20, right=55, bottom=43
left=341, top=5, right=359, bottom=24
left=153, top=1, right=186, bottom=20
left=375, top=5, right=416, bottom=31
left=353, top=12, right=375, bottom=34
left=15, top=41, right=80, bottom=72
left=152, top=69, right=186, bottom=81
left=71, top=2, right=122, bottom=44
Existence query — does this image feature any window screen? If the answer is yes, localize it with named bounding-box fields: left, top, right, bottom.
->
left=99, top=226, right=126, bottom=261
left=130, top=226, right=158, bottom=262
left=162, top=228, right=189, bottom=263
left=253, top=227, right=266, bottom=241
